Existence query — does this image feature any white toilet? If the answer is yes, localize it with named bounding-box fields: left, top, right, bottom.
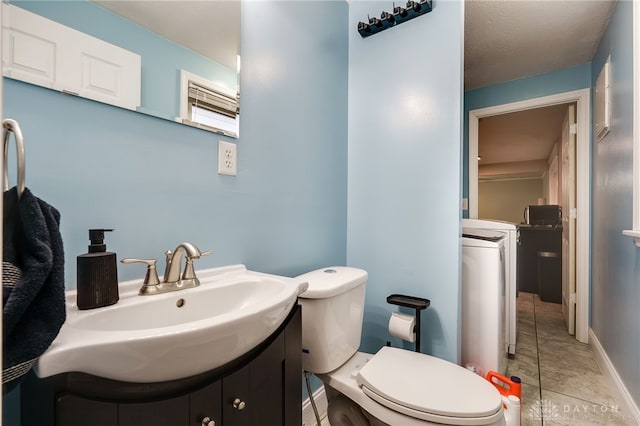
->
left=297, top=266, right=505, bottom=426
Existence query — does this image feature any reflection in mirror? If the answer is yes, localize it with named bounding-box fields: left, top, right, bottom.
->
left=180, top=69, right=240, bottom=137
left=3, top=0, right=241, bottom=137
left=94, top=1, right=241, bottom=137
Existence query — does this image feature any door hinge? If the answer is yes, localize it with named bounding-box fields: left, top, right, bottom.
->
left=570, top=207, right=577, bottom=219
left=570, top=123, right=577, bottom=135
left=570, top=293, right=577, bottom=304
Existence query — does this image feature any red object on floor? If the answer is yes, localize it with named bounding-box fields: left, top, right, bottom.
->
left=486, top=371, right=522, bottom=426
left=486, top=371, right=522, bottom=399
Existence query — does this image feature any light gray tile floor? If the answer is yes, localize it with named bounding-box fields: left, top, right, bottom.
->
left=508, top=293, right=631, bottom=426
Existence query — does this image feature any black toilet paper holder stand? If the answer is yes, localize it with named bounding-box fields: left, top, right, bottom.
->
left=386, top=294, right=430, bottom=353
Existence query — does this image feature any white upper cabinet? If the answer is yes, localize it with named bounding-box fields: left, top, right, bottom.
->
left=2, top=4, right=59, bottom=89
left=2, top=4, right=141, bottom=111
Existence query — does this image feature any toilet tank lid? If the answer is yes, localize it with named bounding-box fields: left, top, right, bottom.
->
left=296, top=267, right=367, bottom=299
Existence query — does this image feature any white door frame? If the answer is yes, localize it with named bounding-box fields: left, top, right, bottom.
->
left=468, top=88, right=591, bottom=343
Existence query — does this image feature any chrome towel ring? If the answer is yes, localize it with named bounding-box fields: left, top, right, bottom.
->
left=3, top=119, right=26, bottom=197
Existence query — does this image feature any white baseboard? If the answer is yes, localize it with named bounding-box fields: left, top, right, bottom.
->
left=302, top=384, right=328, bottom=426
left=589, top=329, right=640, bottom=424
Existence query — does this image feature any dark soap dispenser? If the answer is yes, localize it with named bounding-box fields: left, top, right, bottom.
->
left=76, top=229, right=119, bottom=310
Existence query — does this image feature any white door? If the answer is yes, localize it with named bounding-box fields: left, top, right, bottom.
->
left=548, top=155, right=559, bottom=205
left=561, top=104, right=576, bottom=335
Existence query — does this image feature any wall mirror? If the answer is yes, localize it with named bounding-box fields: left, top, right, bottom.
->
left=3, top=1, right=241, bottom=137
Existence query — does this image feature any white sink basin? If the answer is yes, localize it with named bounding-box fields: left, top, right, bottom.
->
left=35, top=265, right=309, bottom=383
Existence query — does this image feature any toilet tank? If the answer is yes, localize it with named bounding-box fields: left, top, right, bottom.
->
left=296, top=267, right=368, bottom=374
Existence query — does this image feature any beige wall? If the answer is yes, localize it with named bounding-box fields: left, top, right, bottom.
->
left=478, top=178, right=544, bottom=223
left=479, top=159, right=548, bottom=177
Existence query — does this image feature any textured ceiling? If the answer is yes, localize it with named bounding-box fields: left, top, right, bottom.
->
left=465, top=0, right=615, bottom=90
left=469, top=1, right=614, bottom=177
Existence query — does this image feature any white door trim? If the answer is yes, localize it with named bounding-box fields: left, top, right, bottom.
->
left=468, top=88, right=591, bottom=343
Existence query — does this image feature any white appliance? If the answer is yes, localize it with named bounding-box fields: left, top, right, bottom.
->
left=297, top=267, right=505, bottom=426
left=461, top=230, right=507, bottom=376
left=463, top=218, right=518, bottom=357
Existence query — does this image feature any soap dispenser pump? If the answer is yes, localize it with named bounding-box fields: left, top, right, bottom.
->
left=76, top=228, right=119, bottom=310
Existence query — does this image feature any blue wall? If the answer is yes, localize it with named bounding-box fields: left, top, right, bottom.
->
left=589, top=0, right=640, bottom=408
left=347, top=0, right=464, bottom=363
left=3, top=1, right=348, bottom=420
left=3, top=1, right=348, bottom=288
left=463, top=63, right=592, bottom=215
left=10, top=0, right=237, bottom=121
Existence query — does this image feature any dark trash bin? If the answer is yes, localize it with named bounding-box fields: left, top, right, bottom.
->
left=537, top=251, right=561, bottom=303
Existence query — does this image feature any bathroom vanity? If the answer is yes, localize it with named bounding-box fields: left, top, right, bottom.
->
left=20, top=304, right=302, bottom=426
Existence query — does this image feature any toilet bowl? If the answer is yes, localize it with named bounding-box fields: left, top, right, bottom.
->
left=319, top=349, right=505, bottom=426
left=297, top=267, right=505, bottom=426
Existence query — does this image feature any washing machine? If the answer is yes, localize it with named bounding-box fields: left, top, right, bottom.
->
left=463, top=218, right=518, bottom=357
left=461, top=229, right=507, bottom=376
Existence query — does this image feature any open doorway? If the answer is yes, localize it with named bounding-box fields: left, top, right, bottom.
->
left=477, top=103, right=571, bottom=223
left=477, top=102, right=578, bottom=338
left=468, top=89, right=591, bottom=344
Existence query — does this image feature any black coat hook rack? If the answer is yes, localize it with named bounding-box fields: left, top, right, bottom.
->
left=358, top=0, right=432, bottom=38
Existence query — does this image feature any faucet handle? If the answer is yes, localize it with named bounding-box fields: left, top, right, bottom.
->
left=121, top=258, right=160, bottom=286
left=182, top=250, right=212, bottom=280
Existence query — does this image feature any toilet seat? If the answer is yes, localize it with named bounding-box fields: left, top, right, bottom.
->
left=356, top=347, right=504, bottom=425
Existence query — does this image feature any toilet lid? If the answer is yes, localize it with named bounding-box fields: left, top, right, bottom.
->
left=356, top=347, right=503, bottom=425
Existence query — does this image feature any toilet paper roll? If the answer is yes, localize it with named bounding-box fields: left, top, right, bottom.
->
left=388, top=312, right=416, bottom=343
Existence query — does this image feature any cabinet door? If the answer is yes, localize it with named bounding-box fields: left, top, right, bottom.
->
left=2, top=4, right=61, bottom=89
left=119, top=395, right=189, bottom=426
left=59, top=32, right=141, bottom=111
left=517, top=230, right=538, bottom=293
left=2, top=3, right=141, bottom=111
left=222, top=364, right=251, bottom=426
left=56, top=394, right=118, bottom=426
left=283, top=305, right=302, bottom=426
left=190, top=380, right=222, bottom=426
left=250, top=333, right=285, bottom=425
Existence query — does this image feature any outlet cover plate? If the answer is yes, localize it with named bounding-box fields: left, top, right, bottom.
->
left=218, top=140, right=237, bottom=176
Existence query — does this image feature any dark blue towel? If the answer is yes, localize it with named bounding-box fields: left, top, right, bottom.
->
left=3, top=187, right=65, bottom=393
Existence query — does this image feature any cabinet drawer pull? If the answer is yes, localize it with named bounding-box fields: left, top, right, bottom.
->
left=201, top=416, right=215, bottom=426
left=232, top=398, right=246, bottom=410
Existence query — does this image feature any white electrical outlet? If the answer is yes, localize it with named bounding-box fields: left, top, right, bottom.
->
left=218, top=140, right=237, bottom=176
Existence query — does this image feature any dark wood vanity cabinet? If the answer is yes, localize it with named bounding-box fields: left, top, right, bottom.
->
left=22, top=305, right=302, bottom=426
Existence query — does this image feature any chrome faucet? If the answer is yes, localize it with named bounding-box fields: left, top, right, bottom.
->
left=121, top=242, right=211, bottom=295
left=163, top=242, right=203, bottom=284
